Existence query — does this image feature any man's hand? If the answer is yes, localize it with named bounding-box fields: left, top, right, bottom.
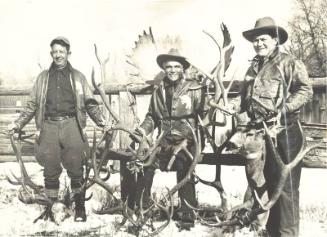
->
left=129, top=126, right=146, bottom=142
left=7, top=123, right=19, bottom=134
left=99, top=119, right=115, bottom=133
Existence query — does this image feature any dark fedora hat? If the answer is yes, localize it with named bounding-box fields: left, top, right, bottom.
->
left=242, top=17, right=288, bottom=44
left=156, top=48, right=190, bottom=70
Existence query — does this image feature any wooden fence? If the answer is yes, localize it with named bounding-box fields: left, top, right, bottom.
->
left=0, top=78, right=326, bottom=168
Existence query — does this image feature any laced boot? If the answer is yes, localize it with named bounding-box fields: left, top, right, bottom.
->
left=74, top=193, right=86, bottom=222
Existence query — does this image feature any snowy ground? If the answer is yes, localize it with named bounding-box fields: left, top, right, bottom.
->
left=0, top=162, right=326, bottom=237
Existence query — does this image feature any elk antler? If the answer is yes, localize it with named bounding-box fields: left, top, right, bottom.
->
left=6, top=132, right=43, bottom=196
left=6, top=131, right=72, bottom=224
left=191, top=120, right=322, bottom=229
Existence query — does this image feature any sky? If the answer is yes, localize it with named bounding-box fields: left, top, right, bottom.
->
left=0, top=0, right=295, bottom=86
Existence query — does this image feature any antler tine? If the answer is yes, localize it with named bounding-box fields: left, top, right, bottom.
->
left=201, top=23, right=235, bottom=127
left=168, top=125, right=202, bottom=196
left=260, top=121, right=322, bottom=211
left=145, top=189, right=174, bottom=237
left=122, top=199, right=139, bottom=227
left=8, top=133, right=43, bottom=197
left=193, top=173, right=228, bottom=209
left=166, top=139, right=188, bottom=171
left=141, top=130, right=166, bottom=167
left=88, top=128, right=118, bottom=202
left=92, top=44, right=120, bottom=124
left=149, top=27, right=156, bottom=45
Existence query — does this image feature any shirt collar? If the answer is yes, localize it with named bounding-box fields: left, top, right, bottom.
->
left=49, top=61, right=71, bottom=76
left=163, top=76, right=183, bottom=89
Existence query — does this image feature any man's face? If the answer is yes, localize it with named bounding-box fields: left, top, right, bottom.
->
left=50, top=44, right=70, bottom=68
left=163, top=61, right=183, bottom=82
left=252, top=34, right=278, bottom=57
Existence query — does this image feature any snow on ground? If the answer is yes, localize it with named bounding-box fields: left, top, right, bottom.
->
left=0, top=162, right=326, bottom=237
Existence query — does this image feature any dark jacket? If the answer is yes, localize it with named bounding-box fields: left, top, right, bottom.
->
left=140, top=77, right=207, bottom=141
left=240, top=50, right=313, bottom=123
left=15, top=63, right=104, bottom=138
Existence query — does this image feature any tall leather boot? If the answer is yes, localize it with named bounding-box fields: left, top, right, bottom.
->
left=74, top=192, right=86, bottom=222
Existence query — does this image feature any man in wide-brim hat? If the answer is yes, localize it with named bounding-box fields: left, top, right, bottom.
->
left=156, top=48, right=191, bottom=70
left=242, top=16, right=288, bottom=45
left=130, top=48, right=207, bottom=230
left=229, top=16, right=313, bottom=236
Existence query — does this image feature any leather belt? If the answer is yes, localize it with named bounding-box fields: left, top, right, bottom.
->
left=45, top=114, right=75, bottom=121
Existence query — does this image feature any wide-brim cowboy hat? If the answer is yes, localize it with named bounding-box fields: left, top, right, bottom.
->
left=242, top=17, right=288, bottom=44
left=156, top=48, right=190, bottom=70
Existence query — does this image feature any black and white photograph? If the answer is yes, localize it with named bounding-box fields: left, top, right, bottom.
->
left=0, top=0, right=326, bottom=236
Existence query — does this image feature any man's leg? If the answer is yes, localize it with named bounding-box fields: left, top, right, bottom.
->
left=35, top=121, right=62, bottom=200
left=121, top=160, right=138, bottom=209
left=134, top=166, right=156, bottom=209
left=266, top=122, right=303, bottom=237
left=173, top=153, right=197, bottom=228
left=60, top=118, right=87, bottom=222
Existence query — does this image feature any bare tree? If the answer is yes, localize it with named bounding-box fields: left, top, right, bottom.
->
left=287, top=0, right=327, bottom=77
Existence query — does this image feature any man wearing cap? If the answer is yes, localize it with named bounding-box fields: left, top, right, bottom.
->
left=129, top=48, right=207, bottom=229
left=8, top=36, right=106, bottom=222
left=232, top=17, right=312, bottom=236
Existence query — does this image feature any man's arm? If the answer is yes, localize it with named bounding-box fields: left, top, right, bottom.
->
left=283, top=60, right=313, bottom=113
left=13, top=79, right=39, bottom=130
left=139, top=97, right=156, bottom=135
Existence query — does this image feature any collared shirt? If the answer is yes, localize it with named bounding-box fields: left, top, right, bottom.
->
left=163, top=77, right=181, bottom=116
left=45, top=63, right=76, bottom=116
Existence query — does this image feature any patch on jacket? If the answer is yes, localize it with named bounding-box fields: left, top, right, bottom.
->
left=180, top=95, right=191, bottom=110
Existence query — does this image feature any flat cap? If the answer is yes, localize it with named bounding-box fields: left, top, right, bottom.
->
left=50, top=36, right=70, bottom=48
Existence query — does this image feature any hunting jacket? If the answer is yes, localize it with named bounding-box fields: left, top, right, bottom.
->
left=240, top=49, right=313, bottom=124
left=15, top=63, right=104, bottom=139
left=140, top=77, right=207, bottom=141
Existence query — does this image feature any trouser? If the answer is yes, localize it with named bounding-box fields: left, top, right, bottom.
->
left=131, top=144, right=197, bottom=212
left=265, top=121, right=303, bottom=237
left=35, top=117, right=88, bottom=198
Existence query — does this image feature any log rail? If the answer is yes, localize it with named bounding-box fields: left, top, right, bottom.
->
left=0, top=82, right=326, bottom=168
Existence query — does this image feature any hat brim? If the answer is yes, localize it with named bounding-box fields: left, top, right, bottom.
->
left=242, top=26, right=288, bottom=44
left=156, top=54, right=190, bottom=70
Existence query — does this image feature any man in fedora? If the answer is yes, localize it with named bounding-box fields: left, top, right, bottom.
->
left=129, top=48, right=207, bottom=229
left=234, top=17, right=312, bottom=236
left=8, top=36, right=106, bottom=222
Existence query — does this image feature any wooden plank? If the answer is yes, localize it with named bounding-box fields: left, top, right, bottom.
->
left=118, top=91, right=136, bottom=148
left=0, top=77, right=325, bottom=96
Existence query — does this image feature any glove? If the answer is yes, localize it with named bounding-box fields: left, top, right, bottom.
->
left=130, top=127, right=146, bottom=143
left=99, top=119, right=115, bottom=133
